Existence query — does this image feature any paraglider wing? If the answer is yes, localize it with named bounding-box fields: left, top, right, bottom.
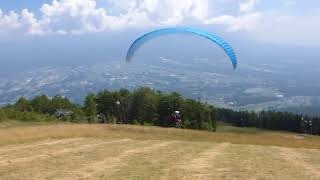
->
left=126, top=27, right=237, bottom=69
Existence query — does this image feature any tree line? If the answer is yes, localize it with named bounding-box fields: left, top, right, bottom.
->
left=1, top=87, right=216, bottom=131
left=216, top=108, right=320, bottom=135
left=1, top=87, right=319, bottom=135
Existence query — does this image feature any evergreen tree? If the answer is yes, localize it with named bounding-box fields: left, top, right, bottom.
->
left=131, top=87, right=158, bottom=125
left=84, top=93, right=97, bottom=123
left=95, top=90, right=114, bottom=123
left=158, top=92, right=183, bottom=127
left=48, top=95, right=74, bottom=114
left=15, top=97, right=32, bottom=112
left=31, top=95, right=51, bottom=113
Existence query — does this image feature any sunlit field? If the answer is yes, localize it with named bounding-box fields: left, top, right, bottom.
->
left=0, top=122, right=319, bottom=179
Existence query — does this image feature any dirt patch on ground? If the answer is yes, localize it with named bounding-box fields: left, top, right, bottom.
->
left=1, top=138, right=320, bottom=180
left=0, top=138, right=85, bottom=153
left=276, top=147, right=320, bottom=179
left=0, top=138, right=131, bottom=166
left=0, top=124, right=320, bottom=179
left=178, top=142, right=231, bottom=179
left=70, top=141, right=176, bottom=179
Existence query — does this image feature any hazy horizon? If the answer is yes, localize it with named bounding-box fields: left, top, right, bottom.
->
left=1, top=0, right=320, bottom=114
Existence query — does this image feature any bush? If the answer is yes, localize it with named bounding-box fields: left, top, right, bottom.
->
left=2, top=88, right=218, bottom=132
left=0, top=108, right=57, bottom=122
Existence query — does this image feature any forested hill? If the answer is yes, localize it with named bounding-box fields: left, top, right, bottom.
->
left=0, top=87, right=319, bottom=135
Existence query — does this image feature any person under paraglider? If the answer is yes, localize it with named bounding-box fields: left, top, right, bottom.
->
left=171, top=110, right=182, bottom=128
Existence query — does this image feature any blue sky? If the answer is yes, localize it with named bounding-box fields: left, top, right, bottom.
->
left=0, top=0, right=319, bottom=46
left=0, top=0, right=319, bottom=77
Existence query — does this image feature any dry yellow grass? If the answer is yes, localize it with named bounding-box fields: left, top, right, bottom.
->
left=0, top=123, right=319, bottom=149
left=0, top=123, right=319, bottom=179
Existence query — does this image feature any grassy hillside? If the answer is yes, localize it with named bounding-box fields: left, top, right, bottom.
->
left=0, top=122, right=319, bottom=179
left=1, top=122, right=319, bottom=149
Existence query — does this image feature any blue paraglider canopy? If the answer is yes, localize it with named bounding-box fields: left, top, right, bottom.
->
left=126, top=27, right=237, bottom=69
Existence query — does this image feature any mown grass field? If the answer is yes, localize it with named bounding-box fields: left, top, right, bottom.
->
left=0, top=121, right=319, bottom=179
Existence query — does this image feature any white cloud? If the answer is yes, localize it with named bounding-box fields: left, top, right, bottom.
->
left=0, top=9, right=42, bottom=35
left=0, top=0, right=259, bottom=36
left=39, top=0, right=110, bottom=34
left=284, top=1, right=297, bottom=7
left=106, top=0, right=210, bottom=26
left=0, top=10, right=21, bottom=33
left=21, top=9, right=43, bottom=34
left=205, top=12, right=262, bottom=32
left=0, top=0, right=319, bottom=46
left=252, top=12, right=320, bottom=46
left=239, top=0, right=257, bottom=13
